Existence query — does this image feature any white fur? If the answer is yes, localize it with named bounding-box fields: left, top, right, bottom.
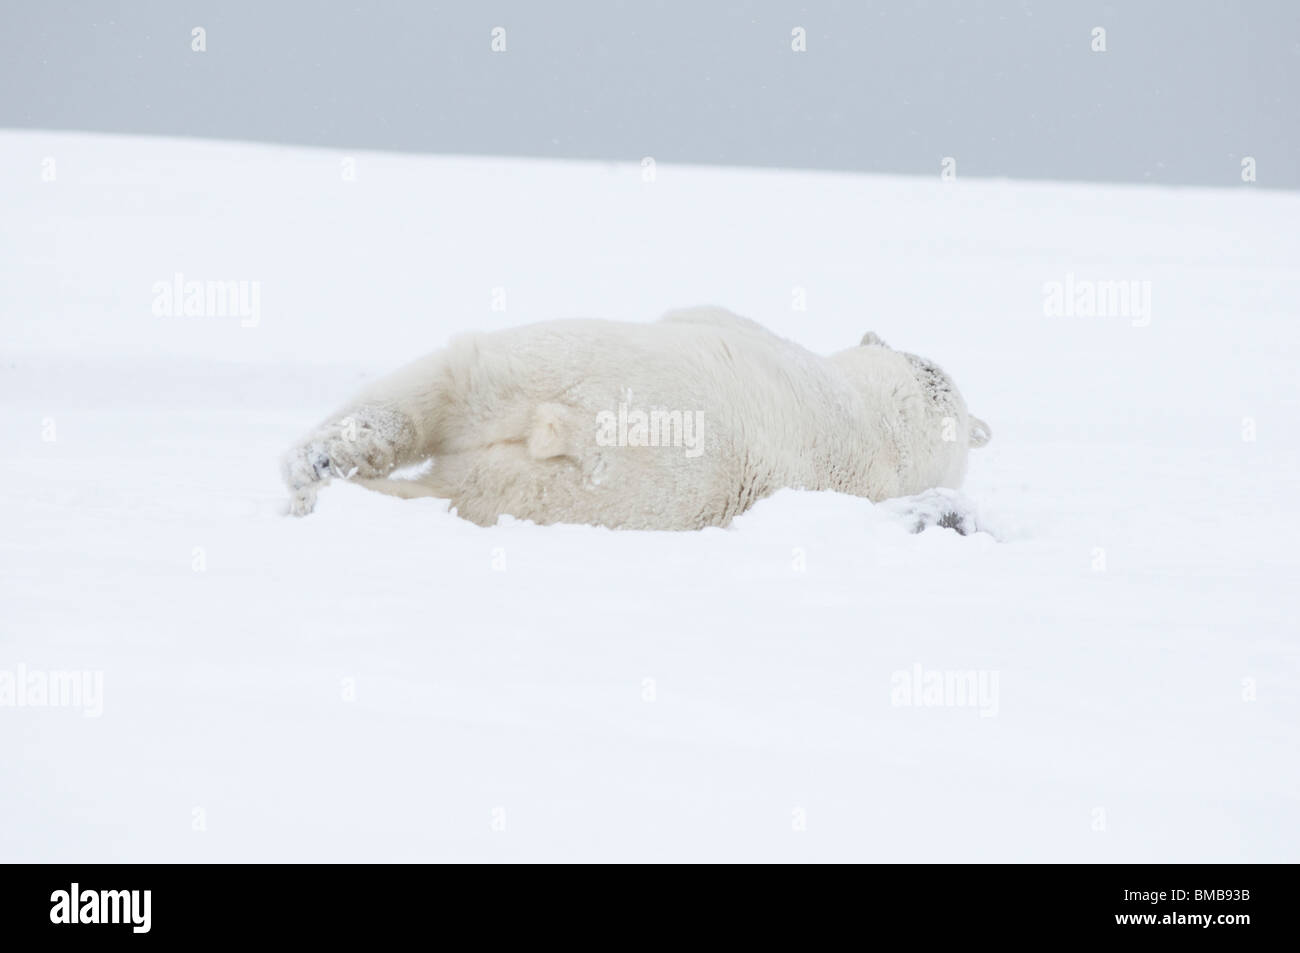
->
left=282, top=307, right=990, bottom=529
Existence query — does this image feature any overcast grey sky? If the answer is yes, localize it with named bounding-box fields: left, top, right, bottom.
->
left=1, top=0, right=1296, bottom=188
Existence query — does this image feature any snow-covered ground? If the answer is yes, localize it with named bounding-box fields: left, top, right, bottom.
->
left=2, top=130, right=1297, bottom=862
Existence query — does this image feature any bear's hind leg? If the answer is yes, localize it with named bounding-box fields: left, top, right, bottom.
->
left=282, top=352, right=454, bottom=515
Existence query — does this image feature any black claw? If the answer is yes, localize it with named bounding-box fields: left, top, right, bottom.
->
left=937, top=511, right=968, bottom=535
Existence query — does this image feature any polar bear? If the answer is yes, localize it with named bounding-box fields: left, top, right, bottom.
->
left=282, top=307, right=991, bottom=529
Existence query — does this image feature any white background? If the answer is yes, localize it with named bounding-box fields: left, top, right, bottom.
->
left=1, top=130, right=1297, bottom=860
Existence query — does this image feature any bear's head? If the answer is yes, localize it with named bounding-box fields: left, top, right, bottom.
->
left=833, top=332, right=990, bottom=493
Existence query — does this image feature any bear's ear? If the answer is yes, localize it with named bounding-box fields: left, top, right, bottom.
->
left=860, top=332, right=889, bottom=348
left=968, top=416, right=992, bottom=448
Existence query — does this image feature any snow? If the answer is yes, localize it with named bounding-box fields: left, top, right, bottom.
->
left=2, top=130, right=1298, bottom=862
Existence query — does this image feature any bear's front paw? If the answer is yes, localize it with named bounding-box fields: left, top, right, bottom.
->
left=879, top=488, right=982, bottom=536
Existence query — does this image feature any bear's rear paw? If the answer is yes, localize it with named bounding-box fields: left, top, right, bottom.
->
left=282, top=440, right=335, bottom=490
left=293, top=410, right=416, bottom=484
left=287, top=484, right=318, bottom=517
left=281, top=407, right=418, bottom=514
